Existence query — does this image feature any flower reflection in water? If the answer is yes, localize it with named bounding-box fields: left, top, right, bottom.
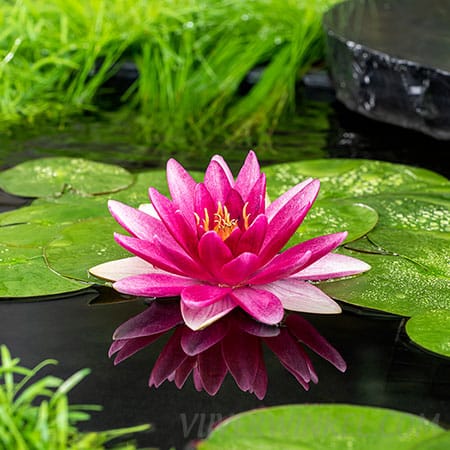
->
left=109, top=301, right=346, bottom=399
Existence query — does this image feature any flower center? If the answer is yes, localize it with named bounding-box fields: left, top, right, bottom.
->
left=195, top=201, right=250, bottom=240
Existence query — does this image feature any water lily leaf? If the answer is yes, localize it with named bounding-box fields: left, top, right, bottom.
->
left=411, top=432, right=450, bottom=450
left=406, top=311, right=450, bottom=358
left=265, top=159, right=448, bottom=201
left=0, top=157, right=135, bottom=197
left=44, top=217, right=130, bottom=284
left=0, top=244, right=87, bottom=298
left=198, top=404, right=443, bottom=450
left=290, top=199, right=378, bottom=244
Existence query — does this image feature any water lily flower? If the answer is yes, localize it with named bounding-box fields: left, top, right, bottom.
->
left=109, top=301, right=346, bottom=398
left=90, top=151, right=369, bottom=330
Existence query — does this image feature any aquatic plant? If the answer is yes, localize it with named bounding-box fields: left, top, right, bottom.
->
left=0, top=0, right=340, bottom=147
left=0, top=345, right=150, bottom=450
left=91, top=151, right=369, bottom=330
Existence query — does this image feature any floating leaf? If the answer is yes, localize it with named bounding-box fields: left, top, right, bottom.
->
left=412, top=432, right=450, bottom=450
left=198, top=404, right=443, bottom=450
left=44, top=217, right=130, bottom=284
left=406, top=311, right=450, bottom=358
left=0, top=157, right=135, bottom=197
left=0, top=244, right=87, bottom=298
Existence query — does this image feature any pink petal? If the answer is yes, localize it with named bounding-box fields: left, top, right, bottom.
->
left=108, top=200, right=176, bottom=247
left=211, top=155, right=235, bottom=186
left=204, top=160, right=232, bottom=204
left=250, top=348, right=268, bottom=399
left=248, top=249, right=311, bottom=285
left=198, top=231, right=233, bottom=278
left=236, top=214, right=268, bottom=255
left=193, top=367, right=203, bottom=392
left=286, top=314, right=347, bottom=372
left=264, top=328, right=311, bottom=386
left=266, top=177, right=313, bottom=221
left=181, top=284, right=232, bottom=309
left=166, top=158, right=197, bottom=229
left=293, top=253, right=371, bottom=280
left=230, top=287, right=284, bottom=325
left=221, top=328, right=260, bottom=391
left=113, top=302, right=183, bottom=339
left=149, top=327, right=188, bottom=388
left=138, top=203, right=159, bottom=219
left=108, top=339, right=127, bottom=357
left=113, top=272, right=200, bottom=297
left=236, top=314, right=280, bottom=337
left=181, top=295, right=237, bottom=330
left=245, top=173, right=266, bottom=219
left=259, top=180, right=320, bottom=263
left=220, top=252, right=260, bottom=286
left=198, top=343, right=228, bottom=395
left=113, top=333, right=164, bottom=365
left=113, top=233, right=208, bottom=280
left=234, top=151, right=261, bottom=201
left=149, top=187, right=198, bottom=256
left=223, top=226, right=242, bottom=254
left=224, top=188, right=244, bottom=222
left=194, top=183, right=216, bottom=233
left=181, top=319, right=229, bottom=356
left=174, top=357, right=196, bottom=389
left=259, top=279, right=341, bottom=314
left=89, top=257, right=156, bottom=282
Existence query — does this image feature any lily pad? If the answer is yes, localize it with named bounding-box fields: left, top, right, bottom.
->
left=197, top=404, right=443, bottom=450
left=0, top=244, right=87, bottom=298
left=44, top=217, right=130, bottom=284
left=412, top=432, right=450, bottom=450
left=265, top=159, right=448, bottom=201
left=406, top=311, right=450, bottom=358
left=0, top=157, right=135, bottom=197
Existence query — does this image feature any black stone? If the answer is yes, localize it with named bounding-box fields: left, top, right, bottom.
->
left=323, top=0, right=450, bottom=140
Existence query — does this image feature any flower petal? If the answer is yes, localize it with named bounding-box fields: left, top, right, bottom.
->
left=174, top=357, right=196, bottom=389
left=90, top=257, right=157, bottom=282
left=113, top=272, right=200, bottom=298
left=221, top=328, right=260, bottom=391
left=181, top=284, right=232, bottom=309
left=294, top=253, right=371, bottom=280
left=245, top=172, right=266, bottom=219
left=204, top=160, right=232, bottom=204
left=265, top=177, right=313, bottom=221
left=166, top=158, right=197, bottom=229
left=113, top=333, right=164, bottom=365
left=149, top=187, right=198, bottom=255
left=250, top=348, right=268, bottom=400
left=149, top=327, right=188, bottom=388
left=198, top=231, right=233, bottom=278
left=234, top=150, right=261, bottom=201
left=194, top=183, right=216, bottom=233
left=138, top=203, right=159, bottom=219
left=230, top=287, right=284, bottom=325
left=286, top=314, right=347, bottom=372
left=108, top=199, right=176, bottom=247
left=236, top=214, right=268, bottom=255
left=259, top=279, right=341, bottom=314
left=181, top=319, right=229, bottom=356
left=181, top=295, right=237, bottom=330
left=220, top=252, right=260, bottom=286
left=235, top=313, right=280, bottom=337
left=198, top=343, right=228, bottom=395
left=113, top=302, right=183, bottom=339
left=248, top=249, right=311, bottom=285
left=211, top=154, right=235, bottom=186
left=259, top=179, right=320, bottom=263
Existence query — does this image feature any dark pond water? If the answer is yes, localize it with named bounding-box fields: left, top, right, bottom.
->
left=0, top=75, right=449, bottom=449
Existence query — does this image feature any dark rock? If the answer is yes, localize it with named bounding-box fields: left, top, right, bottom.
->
left=323, top=0, right=450, bottom=140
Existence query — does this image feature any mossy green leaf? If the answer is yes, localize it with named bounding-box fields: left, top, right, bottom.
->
left=0, top=157, right=135, bottom=197
left=198, top=404, right=443, bottom=450
left=44, top=217, right=130, bottom=284
left=406, top=311, right=450, bottom=358
left=0, top=245, right=87, bottom=298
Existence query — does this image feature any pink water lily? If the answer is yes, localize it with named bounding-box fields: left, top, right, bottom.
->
left=90, top=151, right=369, bottom=330
left=109, top=302, right=347, bottom=398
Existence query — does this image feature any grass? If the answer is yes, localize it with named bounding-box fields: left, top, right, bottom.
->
left=0, top=345, right=150, bottom=450
left=0, top=0, right=340, bottom=148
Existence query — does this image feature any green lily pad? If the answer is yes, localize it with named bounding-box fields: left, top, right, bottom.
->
left=0, top=244, right=87, bottom=298
left=44, top=217, right=130, bottom=284
left=406, top=311, right=450, bottom=358
left=265, top=159, right=448, bottom=201
left=0, top=157, right=135, bottom=197
left=412, top=432, right=450, bottom=450
left=198, top=404, right=443, bottom=450
left=290, top=199, right=378, bottom=244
